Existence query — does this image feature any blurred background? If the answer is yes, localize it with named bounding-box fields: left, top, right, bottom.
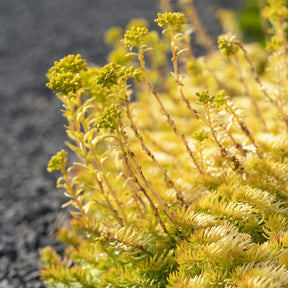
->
left=0, top=0, right=245, bottom=287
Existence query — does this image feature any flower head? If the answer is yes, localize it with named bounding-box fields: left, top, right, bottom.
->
left=214, top=90, right=227, bottom=107
left=266, top=35, right=284, bottom=52
left=95, top=63, right=143, bottom=89
left=47, top=150, right=68, bottom=173
left=121, top=26, right=149, bottom=51
left=95, top=63, right=120, bottom=88
left=46, top=54, right=87, bottom=95
left=196, top=90, right=215, bottom=105
left=96, top=104, right=121, bottom=133
left=126, top=18, right=148, bottom=31
left=218, top=34, right=238, bottom=57
left=262, top=0, right=288, bottom=23
left=155, top=12, right=186, bottom=34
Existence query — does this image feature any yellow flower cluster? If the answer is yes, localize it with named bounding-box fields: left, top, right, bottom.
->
left=95, top=104, right=121, bottom=133
left=47, top=149, right=68, bottom=173
left=95, top=62, right=142, bottom=88
left=262, top=0, right=288, bottom=23
left=121, top=26, right=149, bottom=50
left=154, top=12, right=186, bottom=33
left=196, top=90, right=215, bottom=105
left=46, top=54, right=87, bottom=95
left=218, top=34, right=238, bottom=57
left=266, top=35, right=284, bottom=51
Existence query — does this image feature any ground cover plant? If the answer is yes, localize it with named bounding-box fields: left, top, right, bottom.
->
left=40, top=0, right=288, bottom=286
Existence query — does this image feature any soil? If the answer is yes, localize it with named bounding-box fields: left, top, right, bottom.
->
left=0, top=1, right=240, bottom=287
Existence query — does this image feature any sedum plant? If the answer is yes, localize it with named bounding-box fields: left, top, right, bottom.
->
left=40, top=0, right=288, bottom=287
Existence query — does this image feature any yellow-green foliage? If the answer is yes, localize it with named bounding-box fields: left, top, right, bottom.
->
left=41, top=1, right=288, bottom=287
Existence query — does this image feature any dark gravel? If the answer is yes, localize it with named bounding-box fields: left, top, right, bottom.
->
left=0, top=0, right=240, bottom=287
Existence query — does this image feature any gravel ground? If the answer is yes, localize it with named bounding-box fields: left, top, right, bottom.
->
left=0, top=1, right=240, bottom=287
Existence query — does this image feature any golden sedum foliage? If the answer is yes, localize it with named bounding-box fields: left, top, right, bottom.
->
left=41, top=1, right=288, bottom=287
